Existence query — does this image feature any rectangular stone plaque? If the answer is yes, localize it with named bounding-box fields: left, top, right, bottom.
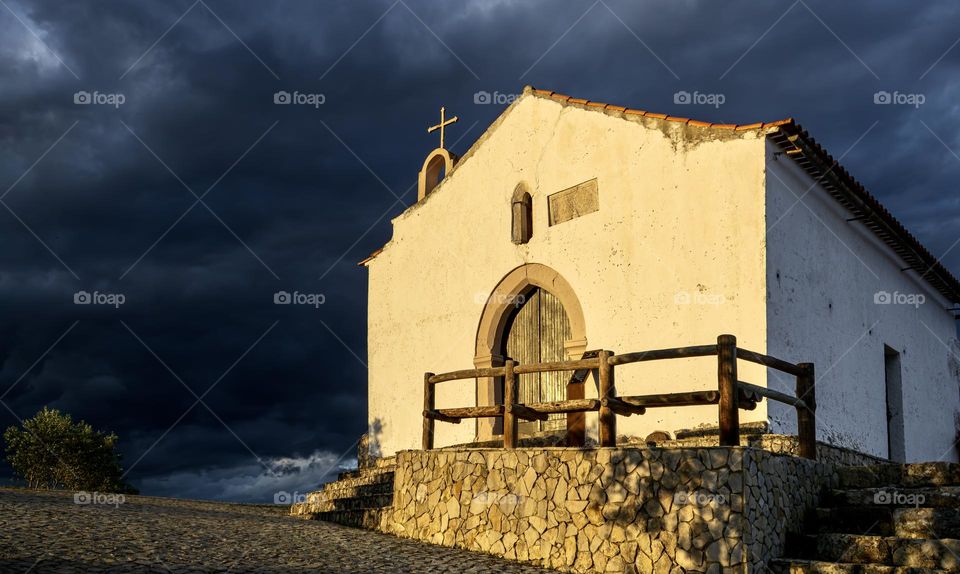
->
left=548, top=179, right=599, bottom=226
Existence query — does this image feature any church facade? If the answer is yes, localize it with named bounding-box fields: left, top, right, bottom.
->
left=361, top=86, right=960, bottom=463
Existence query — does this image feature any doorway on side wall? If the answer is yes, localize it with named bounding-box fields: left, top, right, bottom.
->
left=501, top=287, right=572, bottom=435
left=884, top=345, right=906, bottom=462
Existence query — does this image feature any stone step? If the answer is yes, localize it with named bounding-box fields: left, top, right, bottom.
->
left=824, top=487, right=960, bottom=509
left=337, top=467, right=393, bottom=481
left=839, top=464, right=960, bottom=489
left=337, top=466, right=395, bottom=482
left=814, top=507, right=960, bottom=539
left=302, top=493, right=393, bottom=513
left=803, top=534, right=960, bottom=570
left=307, top=481, right=393, bottom=502
left=320, top=471, right=395, bottom=491
left=300, top=508, right=386, bottom=530
left=769, top=558, right=949, bottom=573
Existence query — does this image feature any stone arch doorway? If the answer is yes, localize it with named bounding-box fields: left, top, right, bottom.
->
left=474, top=263, right=587, bottom=441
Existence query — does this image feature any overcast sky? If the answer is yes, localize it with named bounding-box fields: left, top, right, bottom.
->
left=1, top=0, right=959, bottom=502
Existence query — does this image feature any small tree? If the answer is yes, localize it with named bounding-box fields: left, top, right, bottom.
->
left=3, top=407, right=136, bottom=493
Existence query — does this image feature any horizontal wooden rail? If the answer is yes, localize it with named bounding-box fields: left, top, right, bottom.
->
left=514, top=357, right=601, bottom=374
left=422, top=334, right=816, bottom=459
left=609, top=345, right=717, bottom=366
left=601, top=397, right=646, bottom=416
left=433, top=405, right=504, bottom=419
left=738, top=381, right=808, bottom=411
left=423, top=409, right=462, bottom=423
left=429, top=367, right=505, bottom=384
left=508, top=404, right=548, bottom=422
left=736, top=348, right=804, bottom=377
left=618, top=390, right=719, bottom=408
left=523, top=398, right=600, bottom=415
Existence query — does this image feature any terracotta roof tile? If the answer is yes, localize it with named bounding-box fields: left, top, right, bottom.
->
left=529, top=87, right=790, bottom=132
left=358, top=248, right=383, bottom=266
left=764, top=118, right=794, bottom=128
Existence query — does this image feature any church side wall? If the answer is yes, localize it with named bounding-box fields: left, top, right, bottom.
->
left=764, top=140, right=960, bottom=462
left=366, top=95, right=771, bottom=458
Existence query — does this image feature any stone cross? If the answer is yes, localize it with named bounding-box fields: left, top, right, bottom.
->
left=427, top=106, right=458, bottom=150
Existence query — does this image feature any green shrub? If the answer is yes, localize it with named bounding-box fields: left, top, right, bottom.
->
left=3, top=407, right=136, bottom=493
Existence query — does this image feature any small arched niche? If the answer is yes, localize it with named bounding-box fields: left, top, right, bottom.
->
left=511, top=184, right=533, bottom=244
left=417, top=148, right=457, bottom=201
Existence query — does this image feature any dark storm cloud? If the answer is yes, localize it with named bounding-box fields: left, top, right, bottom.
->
left=2, top=0, right=960, bottom=501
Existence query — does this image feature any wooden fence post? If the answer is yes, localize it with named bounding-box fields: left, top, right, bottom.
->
left=566, top=375, right=586, bottom=448
left=598, top=350, right=616, bottom=447
left=422, top=372, right=435, bottom=450
left=503, top=360, right=518, bottom=449
left=796, top=362, right=816, bottom=460
left=717, top=335, right=739, bottom=447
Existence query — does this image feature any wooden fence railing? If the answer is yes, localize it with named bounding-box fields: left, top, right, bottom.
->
left=422, top=334, right=818, bottom=459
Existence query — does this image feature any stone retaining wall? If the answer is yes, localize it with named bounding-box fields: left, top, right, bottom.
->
left=653, top=435, right=884, bottom=467
left=381, top=446, right=842, bottom=573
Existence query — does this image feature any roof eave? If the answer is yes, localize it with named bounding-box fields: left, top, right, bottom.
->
left=768, top=123, right=960, bottom=304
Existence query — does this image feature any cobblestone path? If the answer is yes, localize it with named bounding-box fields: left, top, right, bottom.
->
left=0, top=488, right=560, bottom=574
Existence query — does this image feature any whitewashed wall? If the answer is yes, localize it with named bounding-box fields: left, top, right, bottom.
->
left=764, top=140, right=960, bottom=462
left=366, top=94, right=772, bottom=457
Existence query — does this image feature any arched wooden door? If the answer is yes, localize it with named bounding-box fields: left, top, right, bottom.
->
left=503, top=287, right=572, bottom=434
